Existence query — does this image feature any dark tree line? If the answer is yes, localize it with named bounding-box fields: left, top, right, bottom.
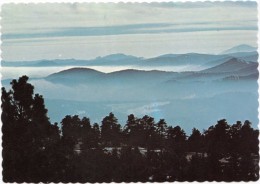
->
left=2, top=76, right=259, bottom=182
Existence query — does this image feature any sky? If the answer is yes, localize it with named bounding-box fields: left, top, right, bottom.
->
left=1, top=1, right=258, bottom=61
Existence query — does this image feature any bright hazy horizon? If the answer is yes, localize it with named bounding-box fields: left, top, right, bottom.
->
left=1, top=1, right=258, bottom=61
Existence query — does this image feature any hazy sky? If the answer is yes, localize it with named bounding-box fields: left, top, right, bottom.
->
left=1, top=1, right=258, bottom=61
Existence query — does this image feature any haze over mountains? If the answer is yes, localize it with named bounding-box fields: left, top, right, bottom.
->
left=45, top=57, right=257, bottom=84
left=1, top=44, right=258, bottom=132
left=2, top=44, right=258, bottom=68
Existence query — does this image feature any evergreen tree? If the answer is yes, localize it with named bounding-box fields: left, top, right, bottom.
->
left=188, top=128, right=203, bottom=152
left=123, top=114, right=141, bottom=146
left=167, top=125, right=187, bottom=154
left=140, top=115, right=157, bottom=149
left=156, top=119, right=167, bottom=150
left=2, top=76, right=60, bottom=182
left=92, top=123, right=101, bottom=147
left=101, top=112, right=121, bottom=146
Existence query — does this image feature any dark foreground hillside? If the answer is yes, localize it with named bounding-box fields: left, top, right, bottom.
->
left=2, top=76, right=259, bottom=182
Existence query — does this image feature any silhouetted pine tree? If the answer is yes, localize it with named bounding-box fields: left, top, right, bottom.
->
left=2, top=76, right=60, bottom=182
left=101, top=112, right=121, bottom=146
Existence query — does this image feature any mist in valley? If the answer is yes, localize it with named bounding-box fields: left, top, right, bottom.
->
left=1, top=50, right=258, bottom=133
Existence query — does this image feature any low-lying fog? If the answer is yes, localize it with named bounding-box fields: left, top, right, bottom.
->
left=1, top=65, right=206, bottom=80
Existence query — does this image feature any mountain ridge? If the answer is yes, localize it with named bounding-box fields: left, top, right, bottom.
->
left=200, top=58, right=255, bottom=73
left=2, top=47, right=258, bottom=68
left=220, top=44, right=257, bottom=54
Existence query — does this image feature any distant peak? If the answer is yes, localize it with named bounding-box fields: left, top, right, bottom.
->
left=237, top=44, right=256, bottom=48
left=221, top=44, right=257, bottom=54
left=96, top=53, right=138, bottom=60
left=154, top=54, right=178, bottom=58
left=221, top=57, right=250, bottom=65
left=49, top=67, right=103, bottom=76
left=225, top=57, right=242, bottom=63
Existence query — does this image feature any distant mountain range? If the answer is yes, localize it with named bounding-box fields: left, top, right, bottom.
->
left=45, top=57, right=258, bottom=86
left=2, top=45, right=258, bottom=68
